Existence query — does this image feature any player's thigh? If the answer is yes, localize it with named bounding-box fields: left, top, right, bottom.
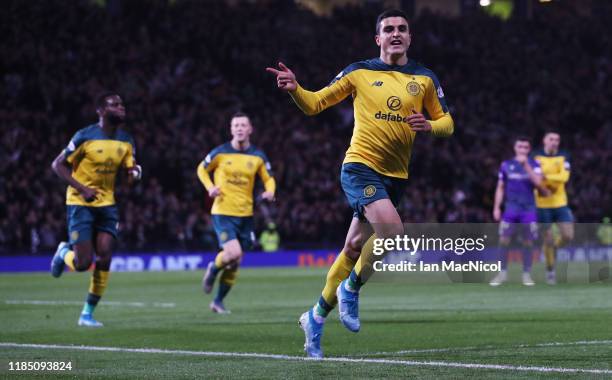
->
left=67, top=206, right=95, bottom=264
left=340, top=163, right=391, bottom=221
left=514, top=210, right=538, bottom=245
left=343, top=217, right=372, bottom=260
left=553, top=207, right=574, bottom=240
left=558, top=222, right=575, bottom=241
left=212, top=215, right=238, bottom=248
left=67, top=205, right=95, bottom=246
left=92, top=205, right=119, bottom=255
left=537, top=208, right=554, bottom=242
left=363, top=198, right=403, bottom=239
left=498, top=221, right=512, bottom=246
left=95, top=232, right=116, bottom=260
left=236, top=217, right=255, bottom=253
left=222, top=239, right=243, bottom=262
left=72, top=240, right=95, bottom=269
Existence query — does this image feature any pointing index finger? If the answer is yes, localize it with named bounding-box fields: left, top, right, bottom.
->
left=266, top=67, right=281, bottom=75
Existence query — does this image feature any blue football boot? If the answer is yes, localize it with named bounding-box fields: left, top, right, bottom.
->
left=336, top=279, right=360, bottom=332
left=298, top=309, right=324, bottom=359
left=51, top=242, right=69, bottom=278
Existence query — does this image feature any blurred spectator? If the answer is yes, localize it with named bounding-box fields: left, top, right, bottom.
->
left=260, top=223, right=280, bottom=252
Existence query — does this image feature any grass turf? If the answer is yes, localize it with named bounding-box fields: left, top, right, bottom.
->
left=0, top=264, right=610, bottom=379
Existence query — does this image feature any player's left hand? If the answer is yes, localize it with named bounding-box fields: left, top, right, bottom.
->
left=128, top=165, right=142, bottom=181
left=261, top=191, right=275, bottom=202
left=406, top=110, right=432, bottom=132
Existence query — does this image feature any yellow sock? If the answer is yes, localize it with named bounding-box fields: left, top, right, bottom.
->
left=214, top=251, right=225, bottom=269
left=354, top=234, right=379, bottom=282
left=543, top=242, right=556, bottom=271
left=220, top=265, right=239, bottom=286
left=215, top=265, right=238, bottom=302
left=88, top=270, right=110, bottom=296
left=63, top=250, right=76, bottom=271
left=321, top=251, right=357, bottom=306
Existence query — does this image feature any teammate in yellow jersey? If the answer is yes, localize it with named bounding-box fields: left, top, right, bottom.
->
left=267, top=9, right=453, bottom=358
left=50, top=92, right=142, bottom=327
left=533, top=131, right=574, bottom=284
left=198, top=112, right=276, bottom=314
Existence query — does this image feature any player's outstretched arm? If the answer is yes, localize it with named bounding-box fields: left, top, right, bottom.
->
left=266, top=62, right=353, bottom=116
left=51, top=151, right=98, bottom=202
left=265, top=62, right=297, bottom=92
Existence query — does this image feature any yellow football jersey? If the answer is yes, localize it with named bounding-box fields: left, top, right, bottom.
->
left=197, top=143, right=275, bottom=217
left=533, top=149, right=571, bottom=208
left=290, top=58, right=454, bottom=179
left=63, top=124, right=136, bottom=207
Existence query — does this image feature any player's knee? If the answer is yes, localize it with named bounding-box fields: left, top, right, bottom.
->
left=344, top=239, right=362, bottom=260
left=225, top=248, right=242, bottom=262
left=562, top=229, right=574, bottom=242
left=74, top=256, right=93, bottom=272
left=95, top=256, right=112, bottom=271
left=543, top=232, right=554, bottom=244
left=376, top=225, right=404, bottom=241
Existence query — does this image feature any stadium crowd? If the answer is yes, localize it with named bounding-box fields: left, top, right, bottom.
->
left=1, top=0, right=610, bottom=253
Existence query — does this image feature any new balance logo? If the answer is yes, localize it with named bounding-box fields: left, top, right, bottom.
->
left=371, top=81, right=384, bottom=87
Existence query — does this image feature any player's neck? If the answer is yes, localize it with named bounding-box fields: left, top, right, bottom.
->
left=544, top=148, right=557, bottom=155
left=98, top=119, right=119, bottom=136
left=231, top=139, right=250, bottom=151
left=380, top=53, right=408, bottom=66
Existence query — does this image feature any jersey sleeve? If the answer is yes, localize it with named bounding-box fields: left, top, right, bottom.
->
left=546, top=154, right=571, bottom=183
left=288, top=68, right=355, bottom=116
left=424, top=72, right=454, bottom=137
left=122, top=135, right=136, bottom=168
left=197, top=149, right=219, bottom=190
left=257, top=152, right=276, bottom=194
left=498, top=162, right=507, bottom=183
left=64, top=130, right=87, bottom=164
left=197, top=162, right=214, bottom=190
left=530, top=158, right=542, bottom=175
left=202, top=150, right=219, bottom=171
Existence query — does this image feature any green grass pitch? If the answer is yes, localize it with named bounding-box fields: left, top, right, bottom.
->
left=1, top=264, right=610, bottom=379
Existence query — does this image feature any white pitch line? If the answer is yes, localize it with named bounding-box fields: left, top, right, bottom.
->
left=0, top=342, right=611, bottom=375
left=352, top=339, right=612, bottom=357
left=4, top=300, right=175, bottom=308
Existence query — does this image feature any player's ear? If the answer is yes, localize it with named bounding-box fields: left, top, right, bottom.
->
left=375, top=34, right=381, bottom=47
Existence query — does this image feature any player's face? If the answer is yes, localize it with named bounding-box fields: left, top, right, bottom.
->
left=99, top=95, right=126, bottom=124
left=375, top=17, right=411, bottom=57
left=543, top=133, right=560, bottom=152
left=230, top=116, right=252, bottom=143
left=514, top=140, right=531, bottom=157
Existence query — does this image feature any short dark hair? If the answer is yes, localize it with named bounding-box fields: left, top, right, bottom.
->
left=514, top=136, right=531, bottom=144
left=376, top=9, right=410, bottom=35
left=543, top=130, right=560, bottom=137
left=231, top=111, right=250, bottom=120
left=95, top=91, right=118, bottom=110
